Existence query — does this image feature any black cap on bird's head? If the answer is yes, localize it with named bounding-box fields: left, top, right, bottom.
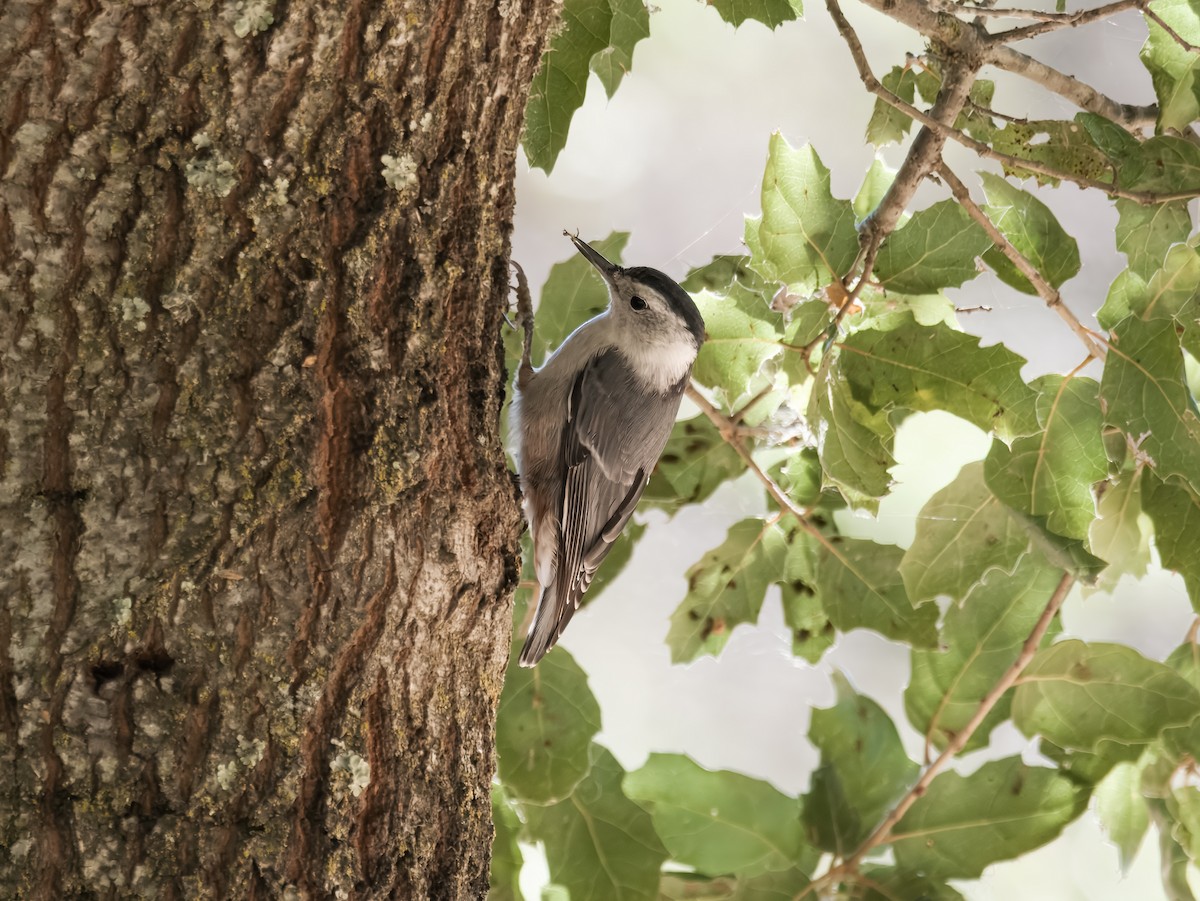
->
left=566, top=231, right=706, bottom=349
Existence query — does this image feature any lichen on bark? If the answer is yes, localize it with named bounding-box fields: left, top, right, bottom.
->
left=0, top=0, right=552, bottom=896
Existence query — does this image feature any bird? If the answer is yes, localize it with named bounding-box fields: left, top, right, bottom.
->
left=510, top=232, right=705, bottom=666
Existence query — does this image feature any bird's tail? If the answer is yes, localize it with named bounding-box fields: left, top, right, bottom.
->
left=518, top=580, right=572, bottom=667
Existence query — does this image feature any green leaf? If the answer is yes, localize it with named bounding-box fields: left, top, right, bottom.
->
left=1088, top=474, right=1152, bottom=593
left=1139, top=243, right=1200, bottom=325
left=525, top=745, right=668, bottom=901
left=873, top=200, right=992, bottom=294
left=854, top=158, right=896, bottom=221
left=858, top=868, right=965, bottom=901
left=817, top=537, right=938, bottom=646
left=1118, top=135, right=1200, bottom=193
left=497, top=648, right=602, bottom=802
left=814, top=371, right=895, bottom=500
left=1097, top=268, right=1148, bottom=331
left=1140, top=0, right=1200, bottom=133
left=682, top=255, right=761, bottom=294
left=1013, top=640, right=1200, bottom=751
left=891, top=757, right=1088, bottom=879
left=900, top=461, right=1029, bottom=604
left=657, top=870, right=812, bottom=900
left=1077, top=112, right=1139, bottom=162
left=803, top=675, right=919, bottom=854
left=840, top=316, right=1039, bottom=439
left=490, top=785, right=526, bottom=901
left=906, top=555, right=1064, bottom=754
left=778, top=525, right=833, bottom=663
left=1115, top=198, right=1193, bottom=280
left=1150, top=797, right=1198, bottom=901
left=1101, top=315, right=1200, bottom=495
left=1142, top=474, right=1200, bottom=606
left=692, top=287, right=786, bottom=405
left=527, top=232, right=629, bottom=364
left=1005, top=507, right=1108, bottom=584
left=524, top=0, right=615, bottom=173
left=866, top=66, right=917, bottom=147
left=781, top=581, right=834, bottom=664
left=753, top=135, right=859, bottom=291
left=590, top=0, right=650, bottom=98
left=1169, top=787, right=1200, bottom=869
left=984, top=375, right=1106, bottom=541
left=624, top=753, right=812, bottom=877
left=709, top=0, right=803, bottom=29
left=644, top=415, right=746, bottom=511
left=667, top=518, right=788, bottom=662
left=979, top=172, right=1081, bottom=294
left=990, top=119, right=1114, bottom=187
left=1094, top=759, right=1151, bottom=873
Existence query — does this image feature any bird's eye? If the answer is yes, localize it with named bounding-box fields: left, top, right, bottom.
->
left=630, top=296, right=647, bottom=311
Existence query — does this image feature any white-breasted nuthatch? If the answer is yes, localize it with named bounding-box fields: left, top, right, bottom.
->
left=511, top=233, right=705, bottom=666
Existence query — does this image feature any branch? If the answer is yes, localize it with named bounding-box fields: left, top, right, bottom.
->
left=987, top=43, right=1157, bottom=129
left=817, top=0, right=983, bottom=349
left=980, top=0, right=1141, bottom=41
left=853, top=0, right=1196, bottom=202
left=803, top=570, right=1076, bottom=895
left=509, top=259, right=535, bottom=388
left=936, top=162, right=1107, bottom=360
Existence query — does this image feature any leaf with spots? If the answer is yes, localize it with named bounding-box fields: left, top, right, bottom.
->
left=692, top=285, right=788, bottom=407
left=666, top=518, right=789, bottom=662
left=644, top=414, right=747, bottom=512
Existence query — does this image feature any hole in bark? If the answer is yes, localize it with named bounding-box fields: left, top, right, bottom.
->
left=90, top=660, right=124, bottom=692
left=134, top=648, right=175, bottom=675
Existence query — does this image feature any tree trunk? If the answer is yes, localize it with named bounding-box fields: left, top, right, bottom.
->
left=0, top=1, right=553, bottom=896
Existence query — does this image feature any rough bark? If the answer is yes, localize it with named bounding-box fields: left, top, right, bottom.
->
left=0, top=0, right=553, bottom=897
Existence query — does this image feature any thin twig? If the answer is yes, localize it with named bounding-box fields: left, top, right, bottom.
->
left=937, top=162, right=1107, bottom=360
left=801, top=571, right=1076, bottom=897
left=982, top=0, right=1140, bottom=41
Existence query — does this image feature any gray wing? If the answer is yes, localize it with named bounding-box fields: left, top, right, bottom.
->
left=519, top=350, right=685, bottom=666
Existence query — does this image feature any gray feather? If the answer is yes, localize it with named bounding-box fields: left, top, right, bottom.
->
left=519, top=349, right=686, bottom=666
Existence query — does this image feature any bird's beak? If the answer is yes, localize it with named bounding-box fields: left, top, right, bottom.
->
left=566, top=232, right=619, bottom=284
